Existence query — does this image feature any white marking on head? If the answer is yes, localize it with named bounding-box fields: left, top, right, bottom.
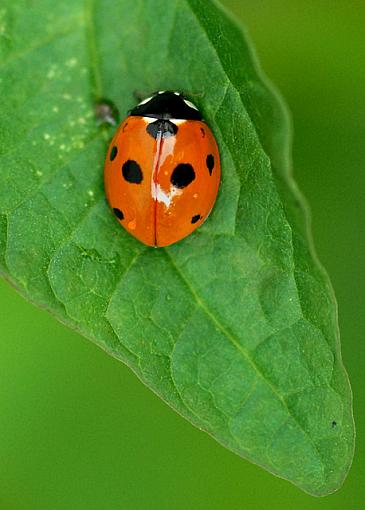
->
left=174, top=92, right=181, bottom=96
left=170, top=119, right=186, bottom=125
left=138, top=96, right=152, bottom=105
left=184, top=99, right=198, bottom=110
left=158, top=90, right=166, bottom=94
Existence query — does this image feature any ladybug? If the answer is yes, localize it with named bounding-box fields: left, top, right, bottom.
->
left=104, top=91, right=221, bottom=247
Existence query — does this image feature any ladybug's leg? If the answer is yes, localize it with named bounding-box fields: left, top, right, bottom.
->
left=95, top=99, right=119, bottom=126
left=133, top=90, right=149, bottom=102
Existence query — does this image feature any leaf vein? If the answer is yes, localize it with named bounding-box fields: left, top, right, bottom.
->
left=163, top=247, right=324, bottom=471
left=0, top=16, right=84, bottom=70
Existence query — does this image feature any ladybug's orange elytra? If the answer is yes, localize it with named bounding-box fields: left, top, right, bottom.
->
left=104, top=91, right=221, bottom=247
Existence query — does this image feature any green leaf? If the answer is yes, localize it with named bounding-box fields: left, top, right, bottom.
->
left=0, top=0, right=354, bottom=495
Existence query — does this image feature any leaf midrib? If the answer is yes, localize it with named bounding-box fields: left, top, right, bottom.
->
left=4, top=0, right=327, bottom=477
left=81, top=0, right=326, bottom=473
left=162, top=248, right=324, bottom=470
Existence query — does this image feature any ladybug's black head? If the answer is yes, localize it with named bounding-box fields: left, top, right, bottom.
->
left=129, top=91, right=202, bottom=121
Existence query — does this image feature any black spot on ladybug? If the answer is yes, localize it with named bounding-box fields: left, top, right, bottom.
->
left=122, top=160, right=143, bottom=184
left=113, top=208, right=124, bottom=220
left=191, top=214, right=202, bottom=224
left=200, top=127, right=206, bottom=138
left=206, top=154, right=215, bottom=175
left=147, top=119, right=178, bottom=139
left=171, top=163, right=195, bottom=189
left=110, top=146, right=118, bottom=161
left=332, top=420, right=337, bottom=428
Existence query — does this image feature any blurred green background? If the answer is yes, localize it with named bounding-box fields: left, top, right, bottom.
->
left=1, top=1, right=363, bottom=508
